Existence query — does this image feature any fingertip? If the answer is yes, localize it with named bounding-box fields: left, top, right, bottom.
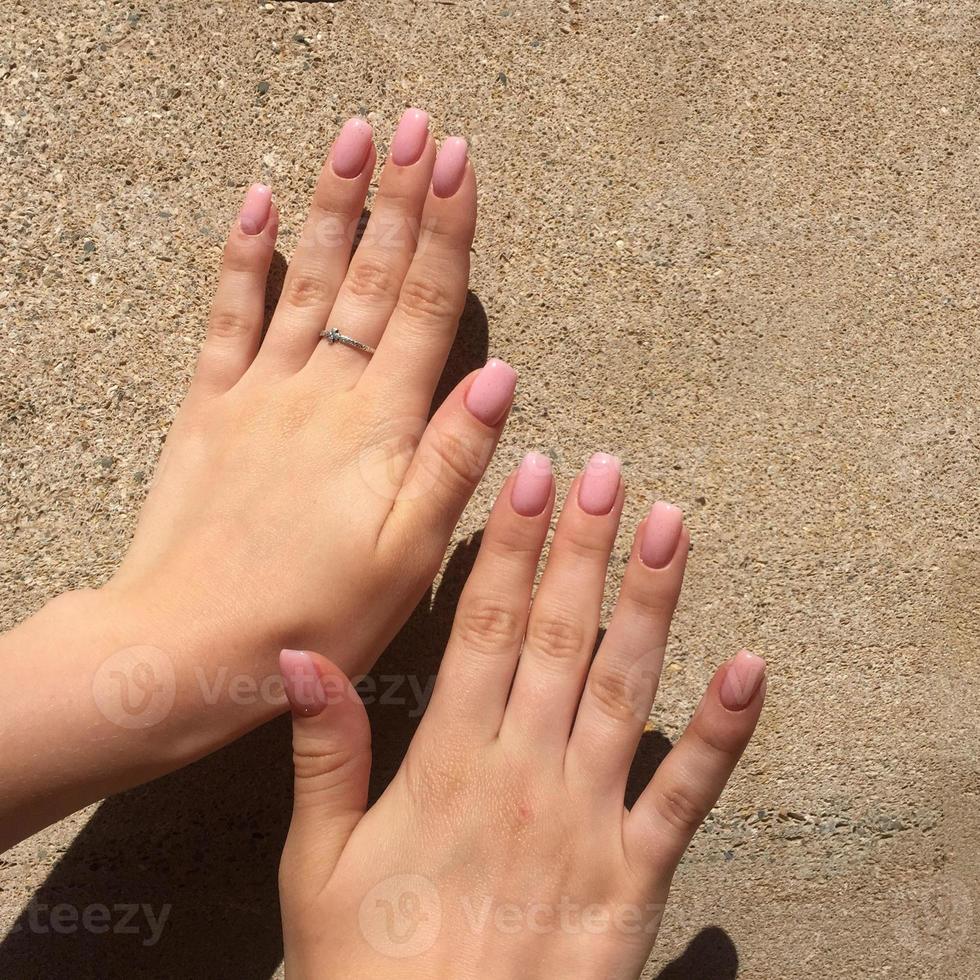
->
left=464, top=358, right=517, bottom=427
left=390, top=107, right=430, bottom=167
left=432, top=136, right=469, bottom=198
left=280, top=649, right=356, bottom=719
left=718, top=649, right=767, bottom=713
left=331, top=116, right=375, bottom=179
left=279, top=649, right=328, bottom=717
left=638, top=501, right=685, bottom=569
left=510, top=452, right=554, bottom=518
left=238, top=182, right=273, bottom=236
left=577, top=453, right=622, bottom=517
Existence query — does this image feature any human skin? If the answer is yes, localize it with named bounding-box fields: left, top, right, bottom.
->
left=0, top=110, right=515, bottom=850
left=277, top=457, right=766, bottom=979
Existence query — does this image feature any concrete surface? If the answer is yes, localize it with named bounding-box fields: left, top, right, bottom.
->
left=1, top=0, right=978, bottom=977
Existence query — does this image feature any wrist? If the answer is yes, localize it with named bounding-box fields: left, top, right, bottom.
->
left=94, top=576, right=290, bottom=738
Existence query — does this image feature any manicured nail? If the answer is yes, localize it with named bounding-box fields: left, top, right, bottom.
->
left=331, top=117, right=373, bottom=179
left=578, top=453, right=621, bottom=516
left=640, top=501, right=684, bottom=568
left=719, top=650, right=767, bottom=711
left=465, top=358, right=517, bottom=426
left=432, top=137, right=468, bottom=198
left=239, top=183, right=272, bottom=236
left=511, top=452, right=553, bottom=517
left=279, top=649, right=328, bottom=717
left=390, top=107, right=429, bottom=167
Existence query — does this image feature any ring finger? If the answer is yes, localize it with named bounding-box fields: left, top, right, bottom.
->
left=255, top=116, right=376, bottom=375
left=565, top=503, right=688, bottom=795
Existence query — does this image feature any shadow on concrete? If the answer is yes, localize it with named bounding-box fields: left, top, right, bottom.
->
left=653, top=924, right=740, bottom=979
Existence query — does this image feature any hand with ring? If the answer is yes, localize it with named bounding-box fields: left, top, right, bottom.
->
left=0, top=110, right=514, bottom=847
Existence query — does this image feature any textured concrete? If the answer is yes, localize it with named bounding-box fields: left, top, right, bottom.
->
left=1, top=0, right=978, bottom=977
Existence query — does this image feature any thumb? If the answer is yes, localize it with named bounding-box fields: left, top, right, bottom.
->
left=278, top=648, right=371, bottom=891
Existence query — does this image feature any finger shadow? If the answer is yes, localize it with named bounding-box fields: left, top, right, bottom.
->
left=628, top=738, right=741, bottom=979
left=430, top=290, right=489, bottom=416
left=263, top=250, right=288, bottom=335
left=653, top=924, right=740, bottom=979
left=625, top=728, right=674, bottom=809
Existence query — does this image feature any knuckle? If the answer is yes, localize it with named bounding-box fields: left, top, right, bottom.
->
left=304, top=207, right=352, bottom=250
left=344, top=257, right=396, bottom=303
left=207, top=309, right=251, bottom=341
left=454, top=595, right=523, bottom=653
left=558, top=533, right=615, bottom=563
left=525, top=613, right=587, bottom=665
left=282, top=273, right=331, bottom=311
left=398, top=275, right=460, bottom=325
left=222, top=233, right=266, bottom=274
left=587, top=664, right=644, bottom=723
left=621, top=577, right=680, bottom=619
left=483, top=523, right=546, bottom=562
left=432, top=429, right=486, bottom=493
left=692, top=718, right=744, bottom=759
left=242, top=388, right=316, bottom=439
left=291, top=740, right=368, bottom=791
left=652, top=783, right=709, bottom=836
left=220, top=249, right=253, bottom=277
left=405, top=745, right=471, bottom=809
left=362, top=207, right=419, bottom=248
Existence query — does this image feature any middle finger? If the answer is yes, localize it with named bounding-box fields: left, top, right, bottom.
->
left=308, top=108, right=438, bottom=388
left=501, top=454, right=624, bottom=752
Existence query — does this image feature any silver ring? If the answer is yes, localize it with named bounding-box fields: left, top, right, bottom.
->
left=319, top=328, right=376, bottom=355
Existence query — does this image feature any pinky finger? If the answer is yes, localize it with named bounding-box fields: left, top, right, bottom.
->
left=624, top=650, right=766, bottom=882
left=380, top=358, right=517, bottom=554
left=190, top=183, right=279, bottom=398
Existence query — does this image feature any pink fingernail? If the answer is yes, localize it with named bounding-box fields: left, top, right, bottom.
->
left=432, top=137, right=468, bottom=198
left=511, top=452, right=552, bottom=517
left=390, top=107, right=429, bottom=167
left=577, top=453, right=621, bottom=516
left=719, top=650, right=767, bottom=711
left=239, top=183, right=272, bottom=235
left=465, top=358, right=517, bottom=426
left=331, top=117, right=373, bottom=179
left=279, top=649, right=328, bottom=717
left=639, top=501, right=684, bottom=568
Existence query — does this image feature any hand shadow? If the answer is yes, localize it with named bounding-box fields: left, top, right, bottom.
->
left=0, top=293, right=488, bottom=979
left=653, top=925, right=739, bottom=979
